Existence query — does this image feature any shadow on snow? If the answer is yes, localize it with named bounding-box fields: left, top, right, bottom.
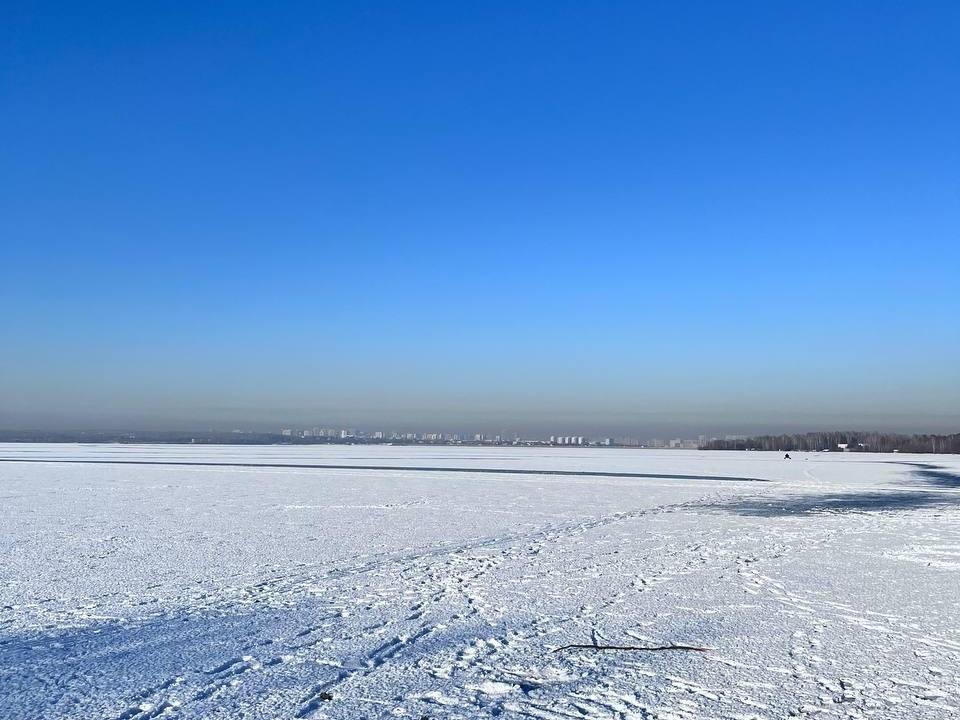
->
left=0, top=457, right=770, bottom=483
left=898, top=462, right=960, bottom=489
left=717, top=463, right=960, bottom=517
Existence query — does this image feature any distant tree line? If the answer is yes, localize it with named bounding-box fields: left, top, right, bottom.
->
left=701, top=431, right=960, bottom=454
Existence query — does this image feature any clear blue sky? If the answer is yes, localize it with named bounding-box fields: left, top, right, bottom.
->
left=2, top=2, right=958, bottom=435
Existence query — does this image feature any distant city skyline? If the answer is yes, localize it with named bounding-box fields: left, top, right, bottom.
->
left=2, top=3, right=958, bottom=434
left=2, top=410, right=957, bottom=439
left=274, top=426, right=708, bottom=449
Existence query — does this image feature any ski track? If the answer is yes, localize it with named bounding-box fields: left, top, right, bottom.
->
left=1, top=445, right=959, bottom=719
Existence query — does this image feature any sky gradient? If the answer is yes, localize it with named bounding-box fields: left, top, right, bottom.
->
left=2, top=2, right=958, bottom=435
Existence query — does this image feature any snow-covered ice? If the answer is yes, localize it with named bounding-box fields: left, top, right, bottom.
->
left=2, top=444, right=959, bottom=719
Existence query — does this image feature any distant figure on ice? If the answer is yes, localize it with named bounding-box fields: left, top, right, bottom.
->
left=784, top=453, right=791, bottom=460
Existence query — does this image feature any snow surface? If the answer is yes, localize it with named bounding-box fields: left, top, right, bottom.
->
left=2, top=444, right=959, bottom=719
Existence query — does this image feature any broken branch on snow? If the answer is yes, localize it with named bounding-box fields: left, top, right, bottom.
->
left=553, top=643, right=711, bottom=653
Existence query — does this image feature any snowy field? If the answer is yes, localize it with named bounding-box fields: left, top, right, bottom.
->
left=2, top=445, right=959, bottom=719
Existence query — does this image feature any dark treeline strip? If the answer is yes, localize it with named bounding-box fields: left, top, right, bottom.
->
left=702, top=432, right=960, bottom=454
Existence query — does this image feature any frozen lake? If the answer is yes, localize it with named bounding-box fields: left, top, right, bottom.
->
left=2, top=445, right=959, bottom=719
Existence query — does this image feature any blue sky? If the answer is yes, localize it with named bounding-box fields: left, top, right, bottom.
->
left=1, top=2, right=958, bottom=434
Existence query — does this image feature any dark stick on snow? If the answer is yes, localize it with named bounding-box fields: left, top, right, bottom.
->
left=553, top=643, right=711, bottom=653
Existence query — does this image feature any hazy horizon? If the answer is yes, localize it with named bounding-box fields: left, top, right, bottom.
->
left=2, top=406, right=958, bottom=439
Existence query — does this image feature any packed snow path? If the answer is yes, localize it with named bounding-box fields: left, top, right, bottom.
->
left=2, top=446, right=959, bottom=719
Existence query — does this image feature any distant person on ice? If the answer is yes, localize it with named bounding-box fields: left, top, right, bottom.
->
left=784, top=453, right=791, bottom=460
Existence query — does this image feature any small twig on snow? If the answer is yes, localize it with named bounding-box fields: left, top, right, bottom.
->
left=553, top=643, right=712, bottom=653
